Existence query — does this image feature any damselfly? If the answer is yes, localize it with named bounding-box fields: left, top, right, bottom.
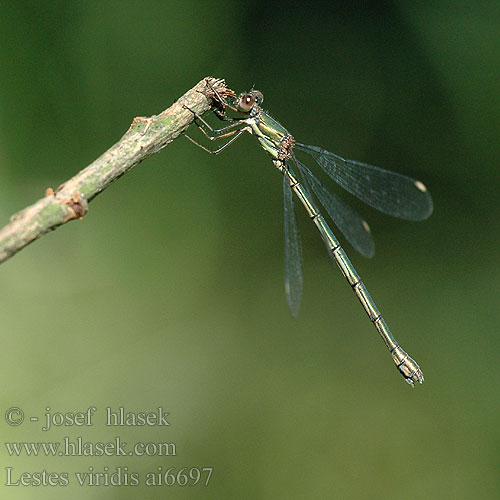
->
left=184, top=85, right=433, bottom=386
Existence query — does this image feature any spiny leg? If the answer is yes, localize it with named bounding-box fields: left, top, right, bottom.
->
left=183, top=105, right=245, bottom=135
left=185, top=127, right=250, bottom=155
left=183, top=104, right=251, bottom=153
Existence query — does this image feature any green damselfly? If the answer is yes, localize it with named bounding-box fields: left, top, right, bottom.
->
left=184, top=84, right=433, bottom=386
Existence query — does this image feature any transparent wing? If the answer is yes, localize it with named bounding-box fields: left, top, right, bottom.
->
left=295, top=143, right=433, bottom=221
left=294, top=156, right=375, bottom=258
left=283, top=172, right=303, bottom=317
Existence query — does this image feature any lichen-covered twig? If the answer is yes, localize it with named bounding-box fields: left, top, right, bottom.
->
left=0, top=77, right=235, bottom=264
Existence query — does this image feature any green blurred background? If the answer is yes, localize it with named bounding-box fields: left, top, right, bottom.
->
left=0, top=1, right=499, bottom=499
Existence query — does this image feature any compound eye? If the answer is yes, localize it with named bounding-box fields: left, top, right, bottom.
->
left=252, top=90, right=264, bottom=104
left=238, top=93, right=255, bottom=111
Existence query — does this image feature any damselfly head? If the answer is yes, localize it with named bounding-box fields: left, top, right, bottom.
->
left=236, top=90, right=264, bottom=112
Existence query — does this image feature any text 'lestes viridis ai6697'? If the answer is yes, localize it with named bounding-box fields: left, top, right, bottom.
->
left=184, top=81, right=433, bottom=386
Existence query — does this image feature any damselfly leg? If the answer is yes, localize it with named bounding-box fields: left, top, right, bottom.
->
left=183, top=105, right=251, bottom=154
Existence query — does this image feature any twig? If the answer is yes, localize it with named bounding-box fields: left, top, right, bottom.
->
left=0, top=77, right=235, bottom=265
